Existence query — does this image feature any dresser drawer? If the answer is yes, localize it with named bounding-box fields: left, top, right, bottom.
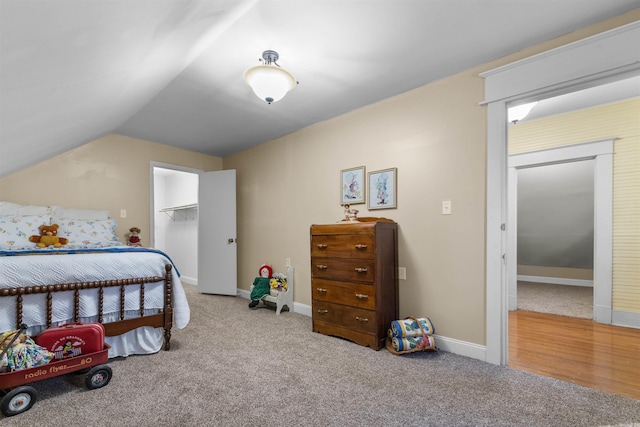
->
left=312, top=301, right=377, bottom=334
left=312, top=279, right=375, bottom=310
left=311, top=257, right=375, bottom=283
left=311, top=234, right=374, bottom=259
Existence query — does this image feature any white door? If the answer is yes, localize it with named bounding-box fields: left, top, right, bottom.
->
left=198, top=169, right=237, bottom=295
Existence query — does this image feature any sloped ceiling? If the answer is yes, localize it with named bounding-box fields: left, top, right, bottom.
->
left=1, top=0, right=638, bottom=178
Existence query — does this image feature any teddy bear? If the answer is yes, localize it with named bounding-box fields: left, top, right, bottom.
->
left=29, top=224, right=68, bottom=248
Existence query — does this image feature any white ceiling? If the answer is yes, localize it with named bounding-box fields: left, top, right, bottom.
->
left=1, top=1, right=638, bottom=178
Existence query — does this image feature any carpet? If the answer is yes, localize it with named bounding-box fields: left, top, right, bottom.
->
left=517, top=281, right=593, bottom=319
left=1, top=283, right=638, bottom=426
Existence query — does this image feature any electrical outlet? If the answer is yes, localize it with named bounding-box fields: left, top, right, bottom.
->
left=120, top=209, right=127, bottom=218
left=285, top=258, right=291, bottom=267
left=398, top=267, right=406, bottom=280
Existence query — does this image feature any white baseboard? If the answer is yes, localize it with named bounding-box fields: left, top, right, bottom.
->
left=180, top=276, right=197, bottom=286
left=432, top=335, right=487, bottom=361
left=612, top=310, right=640, bottom=329
left=517, top=275, right=593, bottom=287
left=237, top=290, right=488, bottom=361
left=237, top=288, right=311, bottom=316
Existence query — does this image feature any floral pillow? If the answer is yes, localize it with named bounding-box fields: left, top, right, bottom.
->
left=55, top=218, right=121, bottom=248
left=0, top=215, right=51, bottom=250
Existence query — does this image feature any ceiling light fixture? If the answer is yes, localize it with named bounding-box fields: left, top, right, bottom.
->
left=508, top=101, right=538, bottom=124
left=243, top=50, right=297, bottom=104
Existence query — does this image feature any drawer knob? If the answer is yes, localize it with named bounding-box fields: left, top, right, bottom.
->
left=316, top=264, right=328, bottom=270
left=317, top=309, right=329, bottom=314
left=355, top=244, right=368, bottom=249
left=316, top=243, right=328, bottom=249
left=354, top=267, right=368, bottom=273
left=317, top=288, right=328, bottom=293
left=355, top=293, right=369, bottom=299
left=355, top=316, right=369, bottom=322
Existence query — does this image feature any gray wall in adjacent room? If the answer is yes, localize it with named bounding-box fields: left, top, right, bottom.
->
left=517, top=160, right=594, bottom=268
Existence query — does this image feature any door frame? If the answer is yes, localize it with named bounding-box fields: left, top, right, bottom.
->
left=507, top=140, right=614, bottom=322
left=481, top=21, right=640, bottom=365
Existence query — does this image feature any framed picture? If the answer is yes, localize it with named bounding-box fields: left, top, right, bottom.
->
left=340, top=166, right=365, bottom=205
left=368, top=168, right=397, bottom=210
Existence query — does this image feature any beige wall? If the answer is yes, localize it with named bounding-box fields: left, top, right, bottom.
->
left=225, top=10, right=640, bottom=345
left=1, top=10, right=637, bottom=348
left=227, top=71, right=488, bottom=343
left=0, top=133, right=222, bottom=246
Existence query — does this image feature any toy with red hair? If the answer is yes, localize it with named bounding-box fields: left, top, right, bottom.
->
left=248, top=263, right=272, bottom=308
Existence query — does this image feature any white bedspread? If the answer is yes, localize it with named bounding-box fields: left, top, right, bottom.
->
left=0, top=248, right=190, bottom=357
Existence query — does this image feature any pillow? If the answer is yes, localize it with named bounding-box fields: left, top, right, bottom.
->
left=51, top=206, right=110, bottom=220
left=0, top=215, right=51, bottom=250
left=0, top=201, right=50, bottom=216
left=56, top=218, right=121, bottom=248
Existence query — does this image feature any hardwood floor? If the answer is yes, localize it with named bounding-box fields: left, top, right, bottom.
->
left=509, top=310, right=640, bottom=401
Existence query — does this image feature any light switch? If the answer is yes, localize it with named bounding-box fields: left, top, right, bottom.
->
left=120, top=209, right=127, bottom=218
left=442, top=200, right=452, bottom=215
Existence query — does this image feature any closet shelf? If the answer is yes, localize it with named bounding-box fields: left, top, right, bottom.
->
left=159, top=204, right=198, bottom=221
left=159, top=203, right=198, bottom=212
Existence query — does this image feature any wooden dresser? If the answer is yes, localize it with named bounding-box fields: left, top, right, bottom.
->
left=310, top=219, right=398, bottom=350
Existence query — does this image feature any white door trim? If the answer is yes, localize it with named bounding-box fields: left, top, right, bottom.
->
left=507, top=140, right=614, bottom=322
left=481, top=21, right=640, bottom=365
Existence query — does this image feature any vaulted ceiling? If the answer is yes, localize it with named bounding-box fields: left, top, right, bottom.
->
left=1, top=1, right=638, bottom=178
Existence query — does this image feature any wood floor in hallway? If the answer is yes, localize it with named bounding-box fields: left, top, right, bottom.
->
left=509, top=310, right=640, bottom=401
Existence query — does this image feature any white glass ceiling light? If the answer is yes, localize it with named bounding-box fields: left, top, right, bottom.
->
left=244, top=50, right=297, bottom=104
left=508, top=101, right=538, bottom=124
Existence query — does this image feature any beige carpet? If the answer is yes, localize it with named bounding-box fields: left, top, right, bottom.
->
left=3, top=283, right=638, bottom=426
left=517, top=281, right=593, bottom=319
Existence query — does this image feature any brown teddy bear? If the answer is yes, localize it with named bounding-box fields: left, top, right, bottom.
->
left=29, top=224, right=68, bottom=248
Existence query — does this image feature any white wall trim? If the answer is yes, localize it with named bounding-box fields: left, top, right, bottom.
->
left=612, top=310, right=640, bottom=329
left=432, top=336, right=488, bottom=361
left=517, top=275, right=593, bottom=287
left=482, top=21, right=640, bottom=366
left=237, top=288, right=312, bottom=317
left=180, top=276, right=198, bottom=286
left=480, top=21, right=640, bottom=104
left=238, top=289, right=489, bottom=358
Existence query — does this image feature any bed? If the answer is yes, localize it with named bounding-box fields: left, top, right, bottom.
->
left=0, top=202, right=190, bottom=359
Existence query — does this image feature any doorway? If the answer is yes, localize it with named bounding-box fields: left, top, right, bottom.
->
left=481, top=21, right=640, bottom=365
left=514, top=160, right=595, bottom=318
left=151, top=163, right=200, bottom=285
left=150, top=164, right=238, bottom=295
left=507, top=139, right=614, bottom=322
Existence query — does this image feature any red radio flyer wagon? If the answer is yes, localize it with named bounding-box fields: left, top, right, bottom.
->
left=0, top=323, right=112, bottom=417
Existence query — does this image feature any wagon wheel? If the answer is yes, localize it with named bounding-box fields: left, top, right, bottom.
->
left=1, top=386, right=37, bottom=417
left=85, top=365, right=112, bottom=390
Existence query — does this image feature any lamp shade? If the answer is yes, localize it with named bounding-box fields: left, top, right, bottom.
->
left=243, top=64, right=297, bottom=104
left=508, top=101, right=538, bottom=123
